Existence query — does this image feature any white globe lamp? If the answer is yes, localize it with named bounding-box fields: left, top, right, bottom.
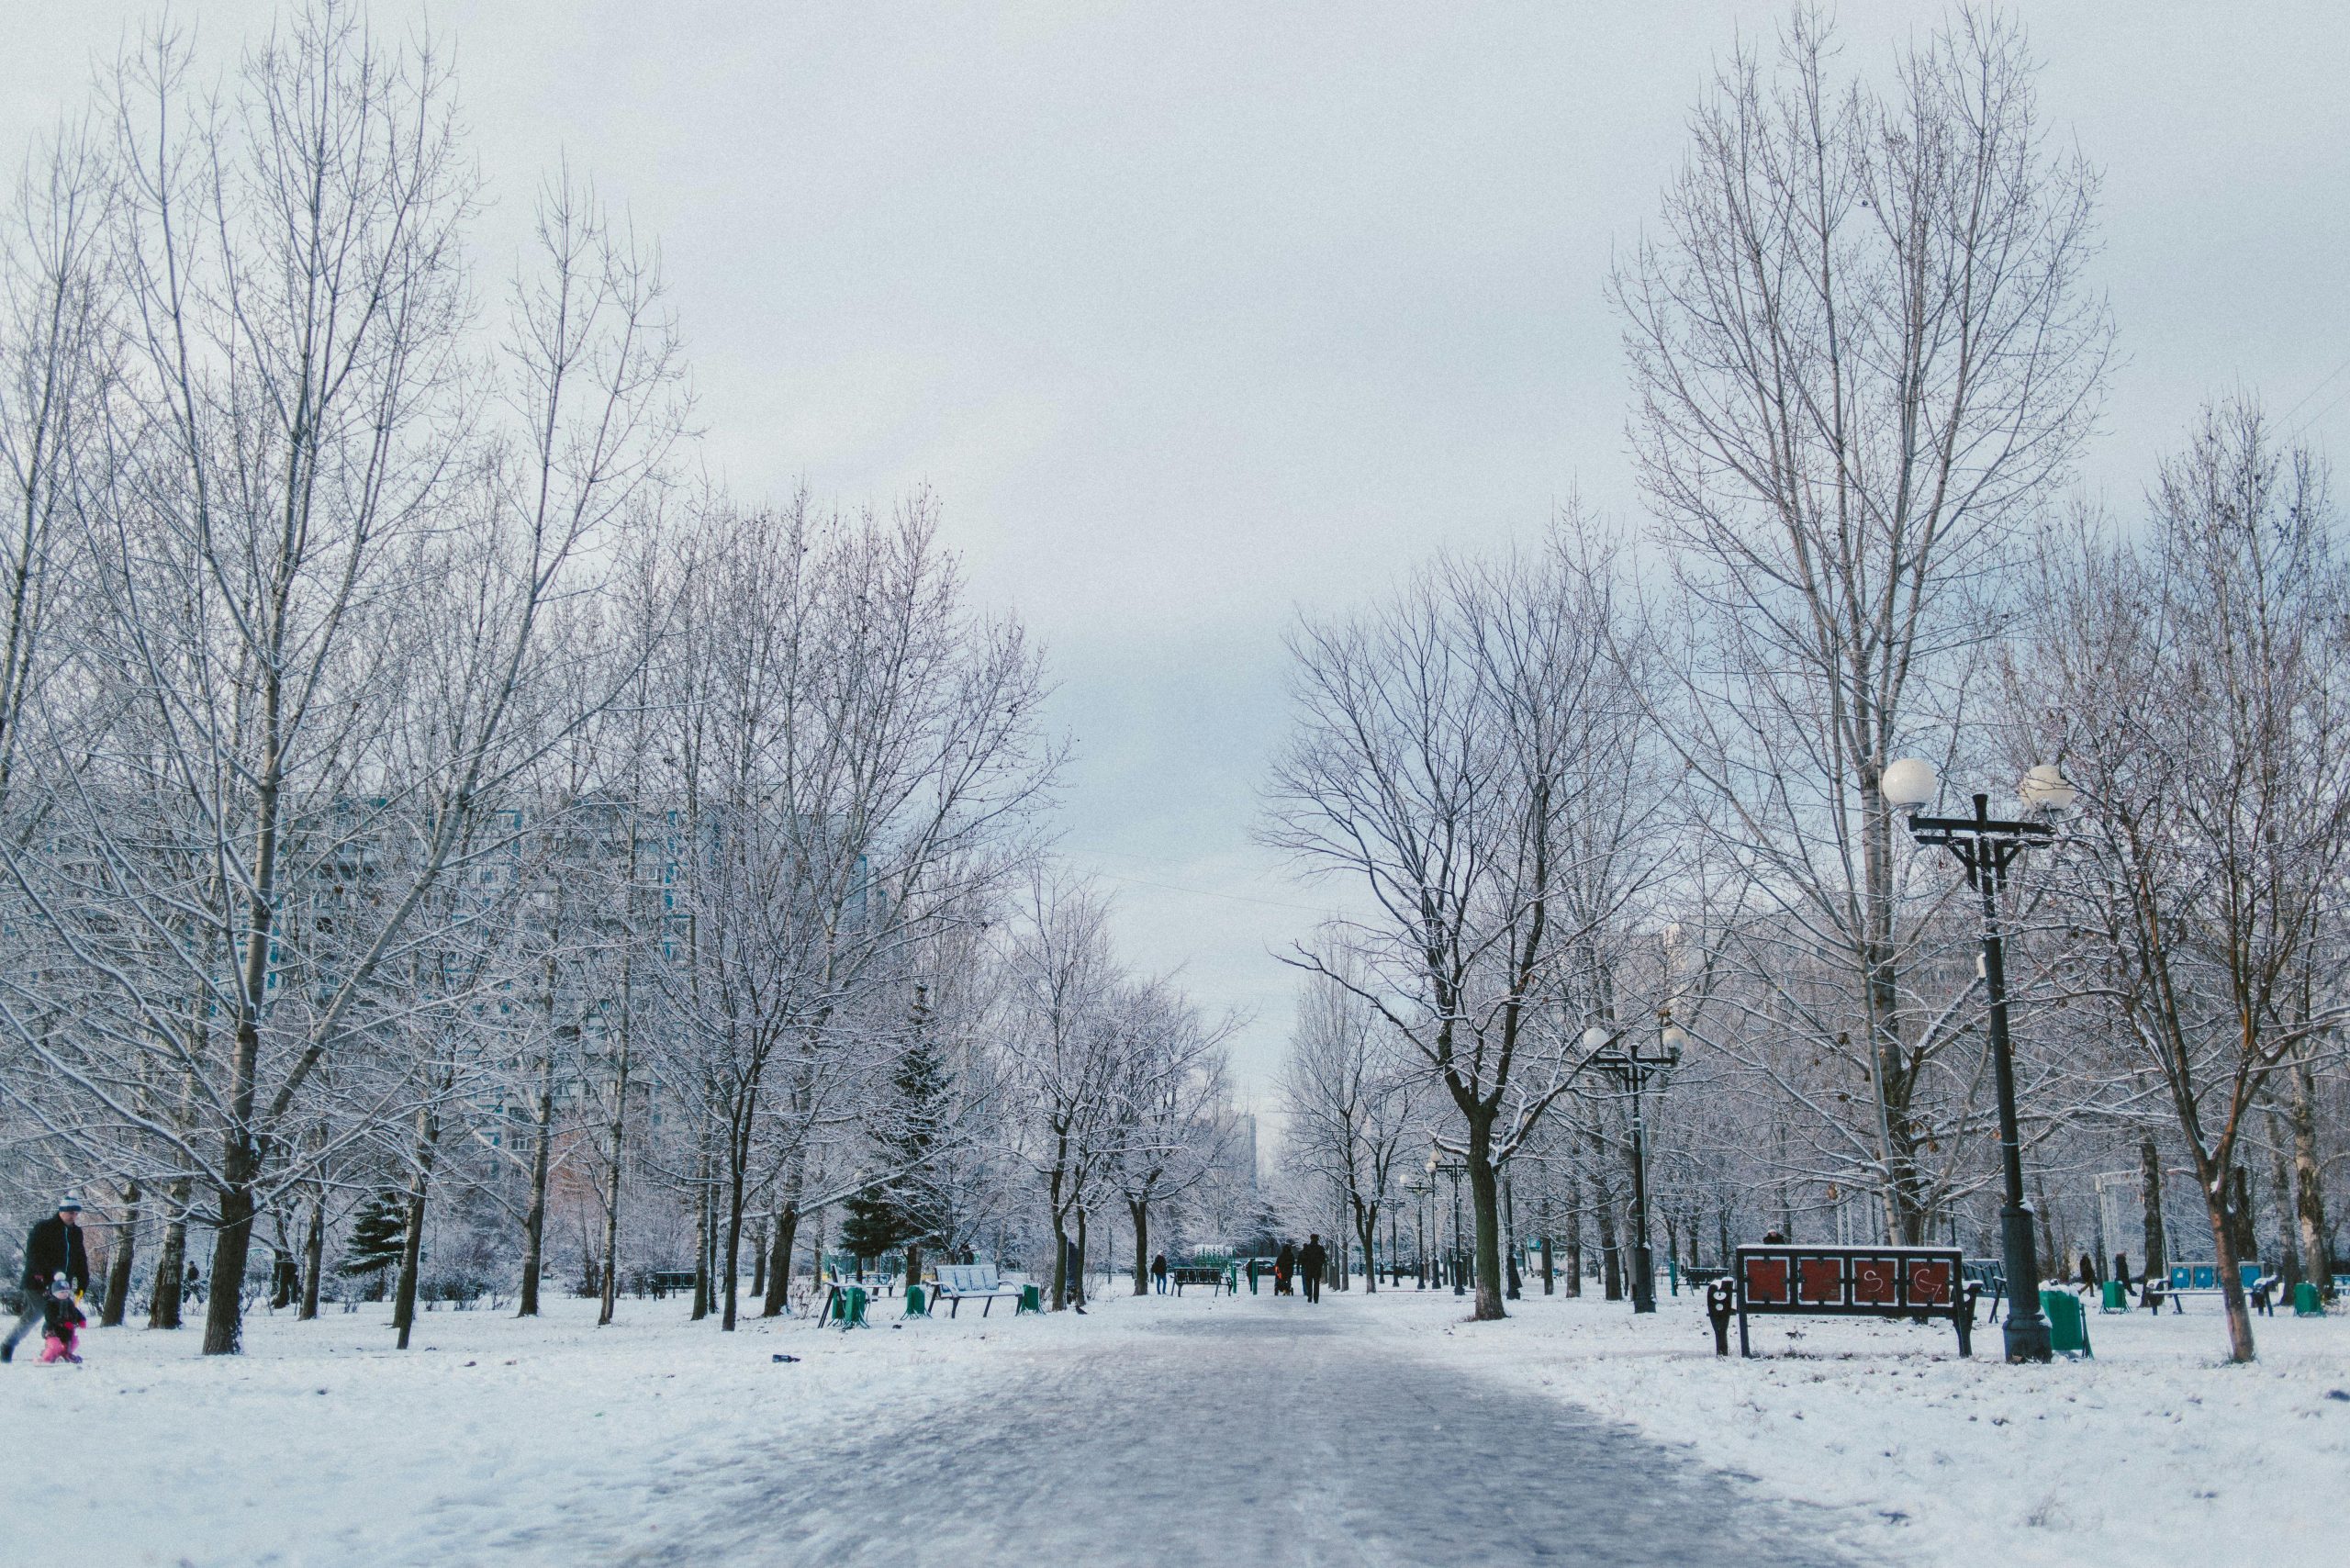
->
left=1880, top=757, right=1938, bottom=810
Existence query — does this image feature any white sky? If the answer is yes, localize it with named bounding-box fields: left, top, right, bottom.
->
left=10, top=3, right=2350, bottom=1113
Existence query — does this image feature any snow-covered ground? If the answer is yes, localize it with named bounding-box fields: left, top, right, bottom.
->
left=1366, top=1282, right=2350, bottom=1566
left=8, top=1282, right=2345, bottom=1567
left=8, top=1290, right=1128, bottom=1568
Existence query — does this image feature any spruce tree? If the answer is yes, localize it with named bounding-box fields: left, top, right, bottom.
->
left=340, top=1191, right=408, bottom=1278
left=840, top=988, right=952, bottom=1279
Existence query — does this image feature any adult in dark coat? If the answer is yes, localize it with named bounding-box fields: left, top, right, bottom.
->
left=1299, top=1235, right=1328, bottom=1303
left=1273, top=1241, right=1297, bottom=1295
left=1150, top=1253, right=1169, bottom=1294
left=4, top=1197, right=89, bottom=1362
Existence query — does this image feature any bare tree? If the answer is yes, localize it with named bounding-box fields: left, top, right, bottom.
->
left=1113, top=979, right=1236, bottom=1295
left=0, top=6, right=664, bottom=1351
left=1264, top=528, right=1670, bottom=1319
left=2017, top=400, right=2350, bottom=1361
left=1277, top=973, right=1420, bottom=1294
left=1002, top=871, right=1128, bottom=1311
left=1613, top=6, right=2110, bottom=1243
left=660, top=493, right=1050, bottom=1329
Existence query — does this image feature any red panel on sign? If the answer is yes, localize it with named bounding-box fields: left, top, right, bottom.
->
left=1743, top=1257, right=1789, bottom=1303
left=1908, top=1260, right=1953, bottom=1305
left=1852, top=1258, right=1897, bottom=1305
left=1797, top=1257, right=1844, bottom=1304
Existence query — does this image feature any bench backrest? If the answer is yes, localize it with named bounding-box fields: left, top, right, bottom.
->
left=1733, top=1244, right=1965, bottom=1315
left=934, top=1263, right=1002, bottom=1293
left=2166, top=1261, right=2261, bottom=1292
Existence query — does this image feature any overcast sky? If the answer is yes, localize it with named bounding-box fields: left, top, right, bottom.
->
left=10, top=3, right=2349, bottom=1113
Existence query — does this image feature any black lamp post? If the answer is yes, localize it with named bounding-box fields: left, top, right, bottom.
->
left=1427, top=1150, right=1468, bottom=1297
left=1583, top=1016, right=1684, bottom=1314
left=1883, top=757, right=2073, bottom=1365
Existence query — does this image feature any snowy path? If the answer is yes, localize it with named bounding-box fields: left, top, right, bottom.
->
left=612, top=1300, right=1848, bottom=1567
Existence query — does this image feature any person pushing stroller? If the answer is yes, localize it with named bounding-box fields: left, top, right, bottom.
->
left=4, top=1195, right=90, bottom=1363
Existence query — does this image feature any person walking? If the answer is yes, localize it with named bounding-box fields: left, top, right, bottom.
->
left=1150, top=1253, right=1169, bottom=1294
left=1273, top=1241, right=1296, bottom=1296
left=1299, top=1235, right=1327, bottom=1304
left=4, top=1197, right=90, bottom=1363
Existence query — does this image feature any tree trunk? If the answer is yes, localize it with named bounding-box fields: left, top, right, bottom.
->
left=298, top=1187, right=324, bottom=1321
left=1130, top=1200, right=1150, bottom=1295
left=202, top=1127, right=261, bottom=1354
left=1539, top=1235, right=1554, bottom=1295
left=1353, top=1197, right=1379, bottom=1295
left=2229, top=1165, right=2258, bottom=1269
left=598, top=950, right=635, bottom=1327
left=1072, top=1207, right=1089, bottom=1307
left=2200, top=1170, right=2256, bottom=1363
left=762, top=1202, right=799, bottom=1317
left=1466, top=1115, right=1505, bottom=1320
left=270, top=1211, right=299, bottom=1309
left=101, top=1182, right=140, bottom=1328
left=1501, top=1165, right=1518, bottom=1301
left=392, top=1106, right=440, bottom=1351
left=1862, top=779, right=1925, bottom=1245
left=690, top=1144, right=713, bottom=1322
left=2288, top=1064, right=2333, bottom=1293
left=2036, top=1174, right=2060, bottom=1280
left=751, top=1217, right=767, bottom=1300
left=1564, top=1159, right=1583, bottom=1297
left=207, top=747, right=287, bottom=1357
left=518, top=1047, right=558, bottom=1316
left=721, top=1116, right=750, bottom=1331
left=149, top=1178, right=190, bottom=1329
left=2140, top=1137, right=2167, bottom=1282
left=2268, top=1134, right=2300, bottom=1288
left=1591, top=1125, right=1621, bottom=1301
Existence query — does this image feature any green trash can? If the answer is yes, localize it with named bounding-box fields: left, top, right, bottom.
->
left=2294, top=1281, right=2324, bottom=1317
left=828, top=1284, right=870, bottom=1329
left=2040, top=1288, right=2092, bottom=1358
left=2100, top=1279, right=2129, bottom=1314
left=903, top=1282, right=931, bottom=1319
left=1016, top=1283, right=1043, bottom=1315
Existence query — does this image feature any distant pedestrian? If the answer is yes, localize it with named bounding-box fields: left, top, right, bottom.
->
left=1274, top=1241, right=1296, bottom=1296
left=2112, top=1253, right=2135, bottom=1296
left=184, top=1261, right=203, bottom=1304
left=1762, top=1230, right=1786, bottom=1245
left=1299, top=1235, right=1327, bottom=1304
left=1151, top=1253, right=1169, bottom=1294
left=39, top=1278, right=84, bottom=1364
left=1246, top=1257, right=1260, bottom=1294
left=2077, top=1252, right=2098, bottom=1290
left=3, top=1196, right=89, bottom=1364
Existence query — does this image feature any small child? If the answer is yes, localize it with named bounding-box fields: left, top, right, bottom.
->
left=39, top=1277, right=84, bottom=1364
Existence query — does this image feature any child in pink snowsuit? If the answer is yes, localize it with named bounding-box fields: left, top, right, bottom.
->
left=39, top=1278, right=84, bottom=1364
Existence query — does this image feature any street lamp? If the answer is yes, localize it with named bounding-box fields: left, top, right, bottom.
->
left=1583, top=1019, right=1682, bottom=1314
left=1427, top=1148, right=1468, bottom=1297
left=1883, top=757, right=2071, bottom=1364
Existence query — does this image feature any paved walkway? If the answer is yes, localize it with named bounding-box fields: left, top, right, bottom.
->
left=650, top=1300, right=1850, bottom=1567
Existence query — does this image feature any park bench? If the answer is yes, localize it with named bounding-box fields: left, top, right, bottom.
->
left=931, top=1262, right=1035, bottom=1317
left=1169, top=1264, right=1228, bottom=1296
left=1707, top=1244, right=1979, bottom=1358
left=2165, top=1261, right=2261, bottom=1299
left=1673, top=1263, right=1728, bottom=1295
